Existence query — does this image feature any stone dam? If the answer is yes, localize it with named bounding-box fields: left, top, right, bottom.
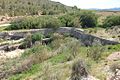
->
left=0, top=27, right=119, bottom=47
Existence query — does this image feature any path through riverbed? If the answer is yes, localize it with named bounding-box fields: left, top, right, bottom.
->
left=0, top=23, right=11, bottom=27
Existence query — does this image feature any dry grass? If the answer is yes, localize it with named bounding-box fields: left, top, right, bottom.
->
left=96, top=11, right=120, bottom=17
left=71, top=59, right=88, bottom=80
left=96, top=11, right=120, bottom=25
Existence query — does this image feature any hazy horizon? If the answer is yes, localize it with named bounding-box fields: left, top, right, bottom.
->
left=51, top=0, right=120, bottom=9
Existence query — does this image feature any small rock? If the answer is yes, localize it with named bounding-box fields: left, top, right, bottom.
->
left=107, top=52, right=120, bottom=61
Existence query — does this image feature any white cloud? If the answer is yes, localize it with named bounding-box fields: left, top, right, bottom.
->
left=51, top=0, right=120, bottom=9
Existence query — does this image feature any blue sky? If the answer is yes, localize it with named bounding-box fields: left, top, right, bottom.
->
left=51, top=0, right=120, bottom=9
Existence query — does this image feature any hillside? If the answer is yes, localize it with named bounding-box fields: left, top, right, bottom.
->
left=0, top=0, right=75, bottom=16
left=0, top=1, right=120, bottom=80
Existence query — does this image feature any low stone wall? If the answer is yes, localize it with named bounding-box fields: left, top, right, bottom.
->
left=0, top=29, right=53, bottom=40
left=71, top=28, right=119, bottom=46
left=0, top=27, right=119, bottom=46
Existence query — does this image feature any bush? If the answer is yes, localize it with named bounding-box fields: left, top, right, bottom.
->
left=58, top=12, right=81, bottom=27
left=79, top=11, right=98, bottom=28
left=71, top=18, right=81, bottom=28
left=6, top=16, right=63, bottom=30
left=71, top=59, right=88, bottom=80
left=87, top=46, right=105, bottom=61
left=32, top=33, right=44, bottom=43
left=58, top=13, right=75, bottom=27
left=58, top=11, right=98, bottom=28
left=20, top=33, right=44, bottom=49
left=7, top=11, right=98, bottom=30
left=103, top=15, right=120, bottom=28
left=107, top=44, right=120, bottom=51
left=21, top=33, right=33, bottom=49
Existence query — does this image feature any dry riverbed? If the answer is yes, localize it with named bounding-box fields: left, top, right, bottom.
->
left=0, top=49, right=24, bottom=59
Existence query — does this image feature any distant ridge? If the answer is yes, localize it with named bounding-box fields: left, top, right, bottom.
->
left=89, top=7, right=120, bottom=11
left=102, top=8, right=120, bottom=11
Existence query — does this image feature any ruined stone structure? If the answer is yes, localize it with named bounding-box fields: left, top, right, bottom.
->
left=0, top=27, right=119, bottom=47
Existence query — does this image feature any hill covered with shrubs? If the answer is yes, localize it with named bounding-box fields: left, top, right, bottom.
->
left=0, top=0, right=78, bottom=16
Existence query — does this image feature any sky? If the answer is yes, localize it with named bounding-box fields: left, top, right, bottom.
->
left=51, top=0, right=120, bottom=9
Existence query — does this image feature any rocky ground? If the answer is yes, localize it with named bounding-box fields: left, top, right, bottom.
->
left=106, top=52, right=120, bottom=80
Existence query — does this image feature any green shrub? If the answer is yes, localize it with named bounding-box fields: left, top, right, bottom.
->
left=79, top=11, right=98, bottom=28
left=58, top=12, right=81, bottom=27
left=58, top=13, right=75, bottom=27
left=6, top=16, right=63, bottom=30
left=103, top=15, right=120, bottom=28
left=107, top=44, right=120, bottom=51
left=7, top=11, right=98, bottom=30
left=70, top=17, right=81, bottom=28
left=58, top=11, right=98, bottom=28
left=32, top=33, right=44, bottom=43
left=20, top=33, right=44, bottom=49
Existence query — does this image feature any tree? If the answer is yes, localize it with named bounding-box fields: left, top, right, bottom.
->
left=58, top=14, right=75, bottom=27
left=72, top=6, right=78, bottom=10
left=79, top=11, right=98, bottom=28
